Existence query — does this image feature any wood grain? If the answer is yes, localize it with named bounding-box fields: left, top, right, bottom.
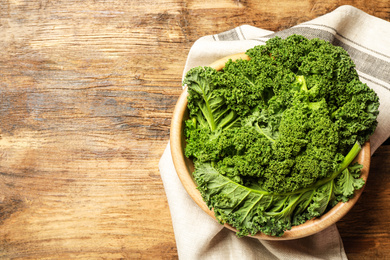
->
left=0, top=0, right=389, bottom=259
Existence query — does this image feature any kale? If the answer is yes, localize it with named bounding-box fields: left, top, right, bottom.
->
left=183, top=35, right=379, bottom=237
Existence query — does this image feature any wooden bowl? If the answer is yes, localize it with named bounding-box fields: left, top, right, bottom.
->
left=170, top=53, right=371, bottom=240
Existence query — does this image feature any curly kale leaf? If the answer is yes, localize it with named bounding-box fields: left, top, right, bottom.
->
left=219, top=58, right=277, bottom=116
left=193, top=143, right=363, bottom=237
left=184, top=66, right=240, bottom=132
left=333, top=163, right=365, bottom=203
left=332, top=79, right=380, bottom=152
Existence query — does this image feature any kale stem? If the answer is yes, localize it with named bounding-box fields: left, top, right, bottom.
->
left=296, top=75, right=308, bottom=92
left=255, top=123, right=275, bottom=143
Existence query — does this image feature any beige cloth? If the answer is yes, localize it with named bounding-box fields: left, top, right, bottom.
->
left=159, top=5, right=390, bottom=259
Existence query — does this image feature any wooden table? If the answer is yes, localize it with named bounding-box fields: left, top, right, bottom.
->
left=0, top=1, right=389, bottom=259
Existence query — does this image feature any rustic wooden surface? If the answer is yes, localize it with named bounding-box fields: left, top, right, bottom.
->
left=0, top=0, right=389, bottom=259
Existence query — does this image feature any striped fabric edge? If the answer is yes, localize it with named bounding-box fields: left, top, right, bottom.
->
left=213, top=27, right=246, bottom=41
left=302, top=23, right=390, bottom=60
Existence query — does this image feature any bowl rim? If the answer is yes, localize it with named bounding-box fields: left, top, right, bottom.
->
left=170, top=53, right=371, bottom=240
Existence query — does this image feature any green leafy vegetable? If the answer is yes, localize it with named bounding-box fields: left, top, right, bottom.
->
left=184, top=35, right=379, bottom=237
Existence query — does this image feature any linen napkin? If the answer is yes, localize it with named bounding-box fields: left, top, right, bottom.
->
left=159, top=5, right=390, bottom=259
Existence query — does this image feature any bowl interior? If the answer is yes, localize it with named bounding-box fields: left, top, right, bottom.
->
left=170, top=53, right=371, bottom=240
